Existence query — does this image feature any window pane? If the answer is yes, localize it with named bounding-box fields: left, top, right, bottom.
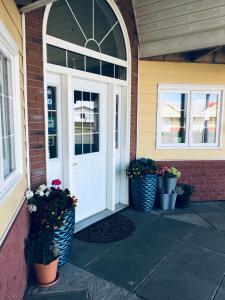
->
left=83, top=134, right=91, bottom=154
left=68, top=51, right=84, bottom=71
left=160, top=93, right=187, bottom=144
left=3, top=136, right=15, bottom=179
left=115, top=65, right=126, bottom=80
left=192, top=93, right=218, bottom=144
left=48, top=135, right=58, bottom=159
left=75, top=134, right=82, bottom=155
left=91, top=93, right=99, bottom=113
left=47, top=86, right=56, bottom=110
left=47, top=45, right=67, bottom=67
left=91, top=133, right=99, bottom=153
left=86, top=56, right=100, bottom=74
left=102, top=61, right=114, bottom=78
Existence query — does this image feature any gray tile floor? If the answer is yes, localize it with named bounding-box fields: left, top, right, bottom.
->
left=25, top=202, right=225, bottom=300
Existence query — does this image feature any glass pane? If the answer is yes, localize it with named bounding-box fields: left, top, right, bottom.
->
left=75, top=134, right=82, bottom=155
left=115, top=65, right=126, bottom=80
left=192, top=93, right=218, bottom=144
left=48, top=135, right=58, bottom=159
left=74, top=90, right=82, bottom=112
left=47, top=45, right=67, bottom=67
left=91, top=93, right=99, bottom=113
left=48, top=111, right=57, bottom=135
left=3, top=135, right=15, bottom=179
left=83, top=114, right=90, bottom=134
left=90, top=114, right=99, bottom=133
left=74, top=114, right=82, bottom=134
left=47, top=86, right=56, bottom=110
left=68, top=51, right=84, bottom=71
left=83, top=134, right=91, bottom=154
left=160, top=93, right=187, bottom=144
left=47, top=0, right=86, bottom=46
left=102, top=61, right=114, bottom=78
left=91, top=133, right=99, bottom=153
left=86, top=56, right=100, bottom=74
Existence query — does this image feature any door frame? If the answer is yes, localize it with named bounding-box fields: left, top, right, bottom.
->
left=43, top=0, right=132, bottom=217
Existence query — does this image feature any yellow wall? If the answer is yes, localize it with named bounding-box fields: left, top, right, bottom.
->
left=138, top=61, right=225, bottom=160
left=0, top=0, right=27, bottom=242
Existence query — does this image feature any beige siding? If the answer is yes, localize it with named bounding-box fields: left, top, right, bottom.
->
left=133, top=0, right=225, bottom=58
left=0, top=0, right=27, bottom=242
left=137, top=61, right=225, bottom=160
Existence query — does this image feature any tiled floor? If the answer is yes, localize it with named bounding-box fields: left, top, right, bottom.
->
left=25, top=202, right=225, bottom=300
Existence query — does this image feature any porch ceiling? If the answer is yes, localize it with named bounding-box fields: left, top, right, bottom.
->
left=133, top=0, right=225, bottom=59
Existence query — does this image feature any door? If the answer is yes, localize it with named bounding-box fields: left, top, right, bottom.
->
left=115, top=86, right=122, bottom=204
left=72, top=78, right=107, bottom=222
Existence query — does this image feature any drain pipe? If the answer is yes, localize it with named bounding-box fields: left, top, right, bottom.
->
left=22, top=13, right=31, bottom=189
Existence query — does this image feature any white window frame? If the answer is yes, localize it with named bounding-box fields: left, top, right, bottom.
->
left=156, top=84, right=224, bottom=149
left=0, top=21, right=23, bottom=203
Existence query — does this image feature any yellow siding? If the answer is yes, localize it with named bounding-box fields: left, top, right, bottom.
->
left=137, top=61, right=225, bottom=160
left=0, top=1, right=27, bottom=241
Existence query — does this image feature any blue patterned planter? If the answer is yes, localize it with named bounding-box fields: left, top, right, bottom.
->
left=54, top=208, right=75, bottom=266
left=131, top=174, right=158, bottom=212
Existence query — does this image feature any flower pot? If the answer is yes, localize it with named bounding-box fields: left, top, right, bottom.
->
left=165, top=177, right=177, bottom=194
left=131, top=174, right=158, bottom=212
left=176, top=194, right=191, bottom=208
left=54, top=208, right=75, bottom=266
left=170, top=192, right=177, bottom=210
left=33, top=257, right=58, bottom=287
left=160, top=193, right=170, bottom=210
left=158, top=176, right=164, bottom=190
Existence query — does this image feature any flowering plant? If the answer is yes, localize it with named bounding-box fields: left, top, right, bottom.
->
left=126, top=158, right=157, bottom=178
left=157, top=165, right=181, bottom=179
left=25, top=180, right=77, bottom=265
left=156, top=165, right=170, bottom=176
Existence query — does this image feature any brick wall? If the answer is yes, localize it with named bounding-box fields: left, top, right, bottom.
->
left=25, top=8, right=46, bottom=189
left=157, top=161, right=225, bottom=201
left=0, top=201, right=29, bottom=300
left=116, top=0, right=138, bottom=160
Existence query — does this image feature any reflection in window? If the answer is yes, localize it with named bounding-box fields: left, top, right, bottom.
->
left=192, top=93, right=218, bottom=144
left=74, top=90, right=99, bottom=155
left=47, top=86, right=58, bottom=158
left=158, top=87, right=222, bottom=148
left=160, top=93, right=187, bottom=144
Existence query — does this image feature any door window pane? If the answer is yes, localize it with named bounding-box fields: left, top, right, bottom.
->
left=160, top=93, right=187, bottom=144
left=47, top=86, right=58, bottom=159
left=74, top=90, right=100, bottom=155
left=192, top=93, right=218, bottom=144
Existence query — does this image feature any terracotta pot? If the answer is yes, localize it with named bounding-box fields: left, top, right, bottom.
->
left=33, top=257, right=59, bottom=286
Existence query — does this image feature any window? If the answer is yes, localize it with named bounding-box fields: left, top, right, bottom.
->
left=0, top=26, right=22, bottom=200
left=47, top=86, right=58, bottom=159
left=157, top=85, right=223, bottom=148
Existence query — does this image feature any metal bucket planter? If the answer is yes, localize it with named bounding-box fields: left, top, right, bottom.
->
left=54, top=208, right=75, bottom=266
left=176, top=194, right=191, bottom=208
left=131, top=174, right=158, bottom=212
left=165, top=177, right=177, bottom=194
left=170, top=192, right=177, bottom=210
left=158, top=176, right=164, bottom=190
left=160, top=193, right=170, bottom=210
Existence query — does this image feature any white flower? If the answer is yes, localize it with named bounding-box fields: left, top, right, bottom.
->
left=26, top=190, right=34, bottom=199
left=45, top=190, right=50, bottom=197
left=27, top=204, right=37, bottom=213
left=39, top=191, right=44, bottom=197
left=39, top=184, right=47, bottom=191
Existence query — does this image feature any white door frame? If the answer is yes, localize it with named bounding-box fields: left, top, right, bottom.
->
left=42, top=0, right=132, bottom=215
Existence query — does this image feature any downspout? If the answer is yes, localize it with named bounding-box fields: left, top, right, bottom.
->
left=22, top=13, right=31, bottom=189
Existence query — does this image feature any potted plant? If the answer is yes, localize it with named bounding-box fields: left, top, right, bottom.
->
left=164, top=167, right=181, bottom=194
left=25, top=182, right=77, bottom=286
left=160, top=190, right=170, bottom=210
left=176, top=182, right=196, bottom=208
left=127, top=158, right=158, bottom=212
left=157, top=165, right=170, bottom=190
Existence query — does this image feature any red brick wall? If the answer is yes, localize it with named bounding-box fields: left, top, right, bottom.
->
left=116, top=0, right=138, bottom=159
left=0, top=201, right=29, bottom=300
left=157, top=161, right=225, bottom=201
left=25, top=8, right=46, bottom=189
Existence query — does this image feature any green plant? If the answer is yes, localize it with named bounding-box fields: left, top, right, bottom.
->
left=166, top=167, right=181, bottom=179
left=127, top=158, right=157, bottom=178
left=25, top=180, right=77, bottom=265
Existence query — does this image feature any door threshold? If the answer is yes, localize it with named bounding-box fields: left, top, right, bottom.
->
left=74, top=203, right=127, bottom=233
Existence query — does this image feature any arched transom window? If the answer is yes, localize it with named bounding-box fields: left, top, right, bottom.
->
left=46, top=0, right=127, bottom=80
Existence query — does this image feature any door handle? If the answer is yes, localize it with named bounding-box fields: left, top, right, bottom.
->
left=73, top=163, right=78, bottom=166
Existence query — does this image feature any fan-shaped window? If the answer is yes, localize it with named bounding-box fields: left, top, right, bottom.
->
left=47, top=0, right=127, bottom=61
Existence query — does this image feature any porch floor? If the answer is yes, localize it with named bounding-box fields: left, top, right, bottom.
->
left=24, top=201, right=225, bottom=300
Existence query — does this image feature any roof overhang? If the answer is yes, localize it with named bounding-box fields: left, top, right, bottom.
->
left=16, top=0, right=57, bottom=13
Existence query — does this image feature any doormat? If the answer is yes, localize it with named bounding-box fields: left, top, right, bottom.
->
left=75, top=213, right=135, bottom=243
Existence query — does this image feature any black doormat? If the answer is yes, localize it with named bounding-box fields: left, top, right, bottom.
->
left=75, top=213, right=135, bottom=243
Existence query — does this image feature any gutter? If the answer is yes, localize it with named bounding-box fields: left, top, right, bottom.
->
left=19, top=0, right=57, bottom=14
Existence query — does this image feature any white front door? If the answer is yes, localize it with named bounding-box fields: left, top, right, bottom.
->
left=72, top=78, right=107, bottom=222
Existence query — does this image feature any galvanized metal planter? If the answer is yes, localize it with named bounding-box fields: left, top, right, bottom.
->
left=54, top=208, right=75, bottom=266
left=131, top=174, right=158, bottom=212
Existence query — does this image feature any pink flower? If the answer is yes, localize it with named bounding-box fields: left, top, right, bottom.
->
left=52, top=179, right=61, bottom=188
